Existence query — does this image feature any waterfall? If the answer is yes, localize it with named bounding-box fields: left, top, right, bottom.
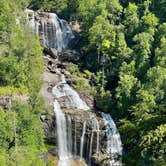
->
left=101, top=113, right=123, bottom=166
left=88, top=116, right=100, bottom=165
left=53, top=74, right=90, bottom=111
left=74, top=121, right=77, bottom=156
left=25, top=9, right=75, bottom=52
left=67, top=115, right=73, bottom=154
left=80, top=121, right=87, bottom=158
left=96, top=121, right=100, bottom=155
left=53, top=100, right=70, bottom=160
left=47, top=13, right=75, bottom=51
left=25, top=9, right=39, bottom=34
left=52, top=73, right=90, bottom=165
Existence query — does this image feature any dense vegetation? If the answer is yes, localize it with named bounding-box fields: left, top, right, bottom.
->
left=0, top=0, right=46, bottom=165
left=0, top=0, right=165, bottom=165
left=77, top=1, right=165, bottom=165
left=76, top=1, right=166, bottom=165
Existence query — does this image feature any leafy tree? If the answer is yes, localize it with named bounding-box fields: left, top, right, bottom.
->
left=104, top=0, right=123, bottom=23
left=0, top=1, right=45, bottom=164
left=29, top=0, right=68, bottom=14
left=89, top=14, right=116, bottom=52
left=141, top=12, right=158, bottom=34
left=133, top=32, right=154, bottom=77
left=116, top=74, right=140, bottom=113
left=77, top=0, right=103, bottom=29
left=123, top=3, right=139, bottom=38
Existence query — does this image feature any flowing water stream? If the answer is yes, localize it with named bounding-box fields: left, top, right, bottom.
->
left=101, top=113, right=123, bottom=166
left=80, top=121, right=87, bottom=158
left=26, top=9, right=122, bottom=166
left=53, top=100, right=70, bottom=160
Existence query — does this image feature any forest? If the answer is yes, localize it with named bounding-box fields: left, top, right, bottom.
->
left=0, top=0, right=165, bottom=165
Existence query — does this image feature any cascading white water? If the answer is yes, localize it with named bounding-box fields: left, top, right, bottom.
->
left=74, top=121, right=77, bottom=156
left=96, top=120, right=100, bottom=155
left=88, top=116, right=100, bottom=165
left=101, top=113, right=123, bottom=166
left=53, top=74, right=90, bottom=111
left=53, top=73, right=89, bottom=165
left=89, top=130, right=94, bottom=165
left=26, top=9, right=75, bottom=52
left=47, top=13, right=75, bottom=51
left=53, top=100, right=70, bottom=160
left=67, top=115, right=73, bottom=154
left=25, top=9, right=39, bottom=34
left=80, top=121, right=87, bottom=158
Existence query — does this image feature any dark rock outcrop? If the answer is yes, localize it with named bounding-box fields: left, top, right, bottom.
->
left=58, top=50, right=83, bottom=62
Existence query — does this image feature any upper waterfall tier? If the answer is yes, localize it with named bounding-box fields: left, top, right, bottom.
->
left=25, top=9, right=75, bottom=52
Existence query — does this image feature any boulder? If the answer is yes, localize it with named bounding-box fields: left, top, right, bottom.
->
left=58, top=50, right=82, bottom=62
left=69, top=21, right=81, bottom=33
left=44, top=47, right=59, bottom=59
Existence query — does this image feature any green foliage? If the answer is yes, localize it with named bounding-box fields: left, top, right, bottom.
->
left=0, top=0, right=45, bottom=164
left=114, top=32, right=133, bottom=60
left=140, top=124, right=166, bottom=163
left=133, top=32, right=154, bottom=77
left=124, top=3, right=139, bottom=36
left=77, top=0, right=103, bottom=29
left=0, top=86, right=28, bottom=95
left=89, top=14, right=116, bottom=51
left=67, top=65, right=79, bottom=76
left=154, top=37, right=166, bottom=67
left=0, top=109, right=15, bottom=149
left=73, top=79, right=90, bottom=92
left=67, top=65, right=92, bottom=92
left=104, top=0, right=123, bottom=23
left=94, top=87, right=113, bottom=113
left=29, top=0, right=68, bottom=14
left=141, top=12, right=158, bottom=34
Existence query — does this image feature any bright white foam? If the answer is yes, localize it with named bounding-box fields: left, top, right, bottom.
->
left=53, top=100, right=70, bottom=160
left=53, top=74, right=90, bottom=111
left=101, top=112, right=123, bottom=166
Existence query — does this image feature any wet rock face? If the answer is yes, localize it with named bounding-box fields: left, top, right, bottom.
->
left=69, top=21, right=81, bottom=33
left=44, top=48, right=82, bottom=63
